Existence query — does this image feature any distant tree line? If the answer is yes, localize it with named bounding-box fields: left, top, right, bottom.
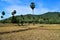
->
left=0, top=12, right=60, bottom=24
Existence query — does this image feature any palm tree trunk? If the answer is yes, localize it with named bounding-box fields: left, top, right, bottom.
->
left=32, top=9, right=35, bottom=25
left=32, top=9, right=34, bottom=15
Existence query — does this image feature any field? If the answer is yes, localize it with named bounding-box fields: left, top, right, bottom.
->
left=0, top=24, right=60, bottom=40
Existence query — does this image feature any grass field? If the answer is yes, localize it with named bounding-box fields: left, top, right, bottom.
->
left=0, top=24, right=60, bottom=40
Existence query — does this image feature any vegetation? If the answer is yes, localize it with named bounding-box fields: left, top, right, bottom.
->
left=11, top=10, right=17, bottom=23
left=1, top=11, right=5, bottom=23
left=0, top=2, right=60, bottom=40
left=0, top=24, right=60, bottom=40
left=0, top=2, right=60, bottom=24
left=0, top=12, right=60, bottom=24
left=30, top=2, right=35, bottom=25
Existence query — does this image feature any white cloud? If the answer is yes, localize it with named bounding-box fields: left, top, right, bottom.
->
left=4, top=5, right=54, bottom=16
left=4, top=5, right=49, bottom=15
left=4, top=5, right=32, bottom=16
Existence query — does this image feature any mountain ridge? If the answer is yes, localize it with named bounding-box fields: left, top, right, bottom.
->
left=0, top=12, right=60, bottom=24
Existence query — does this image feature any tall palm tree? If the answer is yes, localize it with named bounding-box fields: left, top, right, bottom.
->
left=30, top=2, right=35, bottom=15
left=1, top=16, right=3, bottom=18
left=1, top=11, right=5, bottom=23
left=1, top=11, right=5, bottom=19
left=12, top=10, right=16, bottom=16
left=2, top=11, right=5, bottom=16
left=11, top=10, right=16, bottom=23
left=30, top=2, right=35, bottom=25
left=13, top=10, right=16, bottom=14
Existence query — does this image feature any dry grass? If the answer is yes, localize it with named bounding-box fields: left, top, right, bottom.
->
left=0, top=24, right=60, bottom=32
left=0, top=24, right=60, bottom=40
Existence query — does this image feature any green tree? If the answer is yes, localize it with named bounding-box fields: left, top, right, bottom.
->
left=2, top=11, right=5, bottom=16
left=11, top=10, right=17, bottom=23
left=30, top=2, right=35, bottom=25
left=12, top=10, right=16, bottom=16
left=1, top=11, right=5, bottom=23
left=1, top=16, right=3, bottom=18
left=30, top=2, right=35, bottom=11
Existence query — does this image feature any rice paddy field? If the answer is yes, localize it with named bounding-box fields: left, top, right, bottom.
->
left=0, top=24, right=60, bottom=40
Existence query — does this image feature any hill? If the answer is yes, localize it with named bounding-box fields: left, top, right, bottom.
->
left=0, top=12, right=60, bottom=24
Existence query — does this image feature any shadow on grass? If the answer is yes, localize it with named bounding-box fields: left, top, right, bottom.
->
left=0, top=28, right=36, bottom=35
left=0, top=27, right=60, bottom=35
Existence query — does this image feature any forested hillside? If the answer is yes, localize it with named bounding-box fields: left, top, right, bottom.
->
left=0, top=12, right=60, bottom=24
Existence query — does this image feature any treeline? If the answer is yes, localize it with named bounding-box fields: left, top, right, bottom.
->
left=0, top=12, right=60, bottom=24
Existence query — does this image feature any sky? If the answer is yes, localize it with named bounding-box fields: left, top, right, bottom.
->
left=0, top=0, right=60, bottom=19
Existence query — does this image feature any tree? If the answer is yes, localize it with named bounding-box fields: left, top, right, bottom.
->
left=30, top=2, right=35, bottom=25
left=11, top=10, right=17, bottom=23
left=1, top=11, right=5, bottom=23
left=1, top=16, right=3, bottom=18
left=30, top=2, right=35, bottom=11
left=12, top=10, right=16, bottom=16
left=2, top=11, right=5, bottom=16
left=20, top=15, right=24, bottom=26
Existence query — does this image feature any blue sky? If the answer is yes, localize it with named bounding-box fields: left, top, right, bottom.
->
left=0, top=0, right=60, bottom=19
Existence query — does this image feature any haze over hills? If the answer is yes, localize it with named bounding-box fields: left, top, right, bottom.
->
left=0, top=12, right=60, bottom=24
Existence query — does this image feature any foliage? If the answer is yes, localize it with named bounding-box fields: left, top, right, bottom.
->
left=0, top=12, right=60, bottom=24
left=30, top=2, right=35, bottom=10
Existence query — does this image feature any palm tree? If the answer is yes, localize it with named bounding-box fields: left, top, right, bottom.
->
left=2, top=11, right=5, bottom=16
left=1, top=11, right=5, bottom=23
left=30, top=2, right=35, bottom=25
left=30, top=2, right=35, bottom=14
left=11, top=10, right=16, bottom=23
left=1, top=16, right=3, bottom=23
left=1, top=16, right=3, bottom=18
left=1, top=11, right=5, bottom=19
left=1, top=11, right=5, bottom=18
left=12, top=10, right=16, bottom=16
